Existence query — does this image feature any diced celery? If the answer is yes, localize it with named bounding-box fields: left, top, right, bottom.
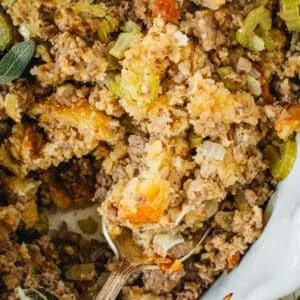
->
left=109, top=32, right=136, bottom=59
left=258, top=29, right=276, bottom=51
left=98, top=20, right=111, bottom=44
left=106, top=16, right=120, bottom=32
left=112, top=60, right=160, bottom=107
left=215, top=211, right=234, bottom=232
left=193, top=220, right=203, bottom=230
left=97, top=17, right=119, bottom=44
left=280, top=0, right=300, bottom=32
left=189, top=132, right=202, bottom=148
left=122, top=20, right=141, bottom=34
left=0, top=12, right=12, bottom=51
left=270, top=139, right=297, bottom=181
left=77, top=217, right=98, bottom=235
left=109, top=77, right=121, bottom=95
left=236, top=6, right=273, bottom=51
left=217, top=66, right=233, bottom=79
left=264, top=139, right=297, bottom=181
left=217, top=66, right=240, bottom=91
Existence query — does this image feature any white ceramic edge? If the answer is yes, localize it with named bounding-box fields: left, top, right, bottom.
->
left=202, top=134, right=300, bottom=300
left=48, top=205, right=104, bottom=241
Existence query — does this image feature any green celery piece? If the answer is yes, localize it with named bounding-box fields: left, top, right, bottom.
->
left=217, top=66, right=240, bottom=91
left=236, top=6, right=272, bottom=51
left=193, top=220, right=203, bottom=230
left=111, top=60, right=160, bottom=108
left=189, top=132, right=203, bottom=148
left=280, top=0, right=300, bottom=32
left=256, top=28, right=276, bottom=51
left=97, top=16, right=119, bottom=44
left=77, top=217, right=98, bottom=235
left=122, top=20, right=141, bottom=34
left=271, top=139, right=297, bottom=181
left=109, top=32, right=136, bottom=59
left=0, top=12, right=13, bottom=51
left=98, top=19, right=113, bottom=44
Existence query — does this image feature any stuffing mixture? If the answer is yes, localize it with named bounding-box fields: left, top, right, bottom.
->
left=0, top=0, right=299, bottom=299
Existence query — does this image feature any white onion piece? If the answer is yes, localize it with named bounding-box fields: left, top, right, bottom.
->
left=249, top=67, right=261, bottom=79
left=201, top=141, right=226, bottom=161
left=174, top=31, right=189, bottom=46
left=19, top=24, right=30, bottom=40
left=174, top=205, right=194, bottom=226
left=17, top=287, right=48, bottom=300
left=17, top=288, right=31, bottom=300
left=237, top=57, right=252, bottom=73
left=249, top=34, right=265, bottom=52
left=153, top=233, right=184, bottom=257
left=247, top=75, right=262, bottom=97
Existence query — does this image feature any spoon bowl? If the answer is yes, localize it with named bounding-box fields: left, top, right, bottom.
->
left=96, top=217, right=211, bottom=300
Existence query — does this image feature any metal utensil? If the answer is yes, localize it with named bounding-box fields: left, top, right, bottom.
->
left=95, top=217, right=211, bottom=300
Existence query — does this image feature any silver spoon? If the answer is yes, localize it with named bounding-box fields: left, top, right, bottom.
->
left=95, top=217, right=211, bottom=300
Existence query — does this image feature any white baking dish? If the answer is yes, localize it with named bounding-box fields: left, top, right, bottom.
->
left=203, top=134, right=300, bottom=300
left=48, top=135, right=300, bottom=300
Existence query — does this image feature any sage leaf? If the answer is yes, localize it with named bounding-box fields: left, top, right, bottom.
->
left=0, top=40, right=35, bottom=84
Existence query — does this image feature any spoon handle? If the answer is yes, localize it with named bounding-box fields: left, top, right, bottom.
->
left=95, top=258, right=139, bottom=300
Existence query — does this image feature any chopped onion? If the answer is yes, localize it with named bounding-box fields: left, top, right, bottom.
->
left=19, top=24, right=30, bottom=40
left=153, top=233, right=184, bottom=257
left=17, top=288, right=32, bottom=300
left=246, top=74, right=262, bottom=96
left=17, top=287, right=48, bottom=300
left=174, top=205, right=194, bottom=226
left=201, top=141, right=226, bottom=161
left=215, top=211, right=234, bottom=231
left=237, top=57, right=252, bottom=73
left=249, top=67, right=261, bottom=79
left=174, top=31, right=189, bottom=46
left=249, top=34, right=266, bottom=51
